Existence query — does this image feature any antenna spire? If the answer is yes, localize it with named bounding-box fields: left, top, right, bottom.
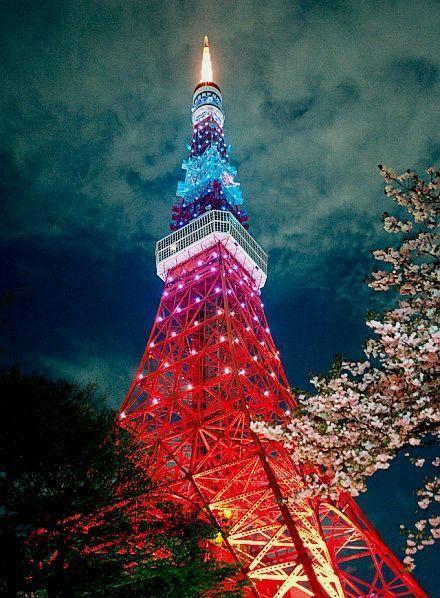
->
left=200, top=35, right=213, bottom=82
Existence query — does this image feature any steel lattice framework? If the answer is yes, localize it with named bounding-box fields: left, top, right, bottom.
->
left=120, top=245, right=426, bottom=597
left=119, top=38, right=427, bottom=597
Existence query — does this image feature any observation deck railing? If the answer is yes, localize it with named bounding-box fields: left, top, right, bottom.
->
left=156, top=210, right=268, bottom=288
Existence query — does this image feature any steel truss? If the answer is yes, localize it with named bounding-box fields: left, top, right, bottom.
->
left=120, top=243, right=427, bottom=597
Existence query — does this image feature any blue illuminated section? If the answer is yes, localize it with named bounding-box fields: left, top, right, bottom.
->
left=170, top=83, right=249, bottom=231
left=178, top=146, right=244, bottom=207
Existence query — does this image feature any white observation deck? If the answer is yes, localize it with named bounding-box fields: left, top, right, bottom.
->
left=156, top=210, right=268, bottom=289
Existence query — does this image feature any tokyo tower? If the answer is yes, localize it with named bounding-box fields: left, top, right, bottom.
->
left=119, top=37, right=427, bottom=597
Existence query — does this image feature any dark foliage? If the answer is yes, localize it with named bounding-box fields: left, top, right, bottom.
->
left=0, top=368, right=242, bottom=597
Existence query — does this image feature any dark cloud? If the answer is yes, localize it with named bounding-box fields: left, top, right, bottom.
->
left=263, top=96, right=316, bottom=127
left=392, top=57, right=438, bottom=90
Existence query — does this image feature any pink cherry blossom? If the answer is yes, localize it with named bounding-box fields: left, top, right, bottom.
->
left=252, top=166, right=440, bottom=569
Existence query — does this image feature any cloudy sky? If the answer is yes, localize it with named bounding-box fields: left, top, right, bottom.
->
left=1, top=0, right=439, bottom=588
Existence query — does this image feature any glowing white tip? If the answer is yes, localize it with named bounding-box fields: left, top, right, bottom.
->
left=200, top=35, right=213, bottom=82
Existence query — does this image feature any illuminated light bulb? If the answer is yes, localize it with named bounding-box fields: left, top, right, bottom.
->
left=171, top=331, right=177, bottom=337
left=239, top=369, right=245, bottom=375
left=227, top=289, right=232, bottom=295
left=176, top=307, right=182, bottom=313
left=178, top=283, right=183, bottom=289
left=149, top=342, right=155, bottom=347
left=197, top=260, right=203, bottom=266
left=119, top=411, right=126, bottom=419
left=246, top=326, right=251, bottom=331
left=261, top=303, right=265, bottom=307
left=211, top=532, right=223, bottom=546
left=234, top=338, right=239, bottom=343
left=152, top=398, right=159, bottom=405
left=263, top=390, right=269, bottom=396
left=285, top=410, right=291, bottom=416
left=265, top=327, right=270, bottom=333
left=213, top=252, right=218, bottom=258
left=223, top=508, right=232, bottom=519
left=270, top=372, right=276, bottom=378
left=253, top=316, right=258, bottom=321
left=211, top=266, right=216, bottom=272
left=157, top=316, right=163, bottom=322
left=138, top=373, right=144, bottom=380
left=191, top=349, right=197, bottom=355
left=217, top=309, right=223, bottom=315
left=215, top=287, right=220, bottom=293
left=187, top=383, right=193, bottom=390
left=250, top=292, right=254, bottom=297
left=252, top=355, right=257, bottom=361
left=230, top=311, right=235, bottom=316
left=164, top=361, right=169, bottom=367
left=224, top=367, right=231, bottom=374
left=220, top=335, right=225, bottom=342
left=241, top=302, right=245, bottom=308
left=164, top=291, right=169, bottom=297
left=195, top=297, right=201, bottom=303
left=195, top=274, right=200, bottom=280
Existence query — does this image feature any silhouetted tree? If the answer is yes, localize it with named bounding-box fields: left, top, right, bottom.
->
left=0, top=368, right=241, bottom=596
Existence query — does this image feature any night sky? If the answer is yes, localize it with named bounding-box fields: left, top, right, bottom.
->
left=1, top=0, right=439, bottom=592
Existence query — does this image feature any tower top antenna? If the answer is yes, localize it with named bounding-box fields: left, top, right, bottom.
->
left=200, top=35, right=213, bottom=82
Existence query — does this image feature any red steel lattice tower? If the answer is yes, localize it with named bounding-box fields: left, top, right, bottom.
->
left=119, top=38, right=427, bottom=597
